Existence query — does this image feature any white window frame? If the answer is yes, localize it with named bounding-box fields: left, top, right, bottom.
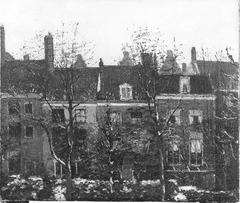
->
left=189, top=110, right=203, bottom=125
left=119, top=83, right=133, bottom=100
left=75, top=108, right=87, bottom=123
left=179, top=76, right=190, bottom=94
left=167, top=135, right=182, bottom=165
left=169, top=109, right=181, bottom=125
left=189, top=132, right=203, bottom=166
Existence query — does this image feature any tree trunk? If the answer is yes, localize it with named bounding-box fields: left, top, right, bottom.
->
left=65, top=166, right=72, bottom=200
left=158, top=148, right=165, bottom=201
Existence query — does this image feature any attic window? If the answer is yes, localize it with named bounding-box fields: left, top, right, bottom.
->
left=179, top=76, right=190, bottom=94
left=119, top=83, right=132, bottom=100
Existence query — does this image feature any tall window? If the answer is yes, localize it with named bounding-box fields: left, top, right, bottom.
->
left=167, top=136, right=182, bottom=165
left=9, top=123, right=21, bottom=140
left=168, top=109, right=181, bottom=125
left=119, top=83, right=133, bottom=100
left=8, top=101, right=20, bottom=115
left=189, top=110, right=202, bottom=126
left=179, top=76, right=190, bottom=93
left=26, top=126, right=34, bottom=138
left=190, top=132, right=203, bottom=165
left=131, top=112, right=142, bottom=125
left=75, top=109, right=87, bottom=123
left=25, top=103, right=33, bottom=114
left=110, top=112, right=122, bottom=125
left=52, top=108, right=65, bottom=123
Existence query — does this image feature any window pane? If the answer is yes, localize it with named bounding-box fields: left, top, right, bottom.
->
left=8, top=101, right=20, bottom=114
left=25, top=103, right=32, bottom=114
left=26, top=126, right=33, bottom=138
left=52, top=109, right=65, bottom=123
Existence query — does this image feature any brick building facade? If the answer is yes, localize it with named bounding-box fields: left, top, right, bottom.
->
left=0, top=26, right=221, bottom=189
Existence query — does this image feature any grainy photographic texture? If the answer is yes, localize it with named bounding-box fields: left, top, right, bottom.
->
left=0, top=0, right=238, bottom=202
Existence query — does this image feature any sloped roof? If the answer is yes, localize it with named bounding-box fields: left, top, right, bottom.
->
left=98, top=66, right=213, bottom=100
left=197, top=60, right=238, bottom=89
left=1, top=60, right=100, bottom=101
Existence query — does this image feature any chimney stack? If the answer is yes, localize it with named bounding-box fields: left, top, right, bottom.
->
left=99, top=58, right=104, bottom=67
left=0, top=25, right=5, bottom=64
left=23, top=54, right=29, bottom=61
left=182, top=63, right=187, bottom=74
left=44, top=32, right=54, bottom=69
left=191, top=47, right=196, bottom=61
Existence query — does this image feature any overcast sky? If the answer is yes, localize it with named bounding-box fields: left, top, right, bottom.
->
left=0, top=0, right=238, bottom=66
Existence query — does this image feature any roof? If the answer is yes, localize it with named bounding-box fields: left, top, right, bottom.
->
left=1, top=60, right=100, bottom=101
left=98, top=66, right=213, bottom=100
left=197, top=60, right=239, bottom=90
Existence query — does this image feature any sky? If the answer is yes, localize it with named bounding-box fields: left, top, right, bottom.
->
left=0, top=0, right=238, bottom=66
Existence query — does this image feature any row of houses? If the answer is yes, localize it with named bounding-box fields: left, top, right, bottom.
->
left=0, top=26, right=238, bottom=189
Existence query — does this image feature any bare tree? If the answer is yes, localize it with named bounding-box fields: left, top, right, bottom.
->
left=123, top=27, right=183, bottom=201
left=19, top=23, right=95, bottom=200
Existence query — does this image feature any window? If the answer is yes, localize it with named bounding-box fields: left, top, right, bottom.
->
left=110, top=112, right=122, bottom=125
left=119, top=83, right=133, bottom=100
left=179, top=76, right=190, bottom=93
left=26, top=126, right=33, bottom=138
left=9, top=123, right=21, bottom=140
left=25, top=103, right=33, bottom=114
left=54, top=161, right=63, bottom=177
left=52, top=108, right=65, bottom=123
left=189, top=132, right=203, bottom=165
left=9, top=154, right=21, bottom=174
left=8, top=101, right=20, bottom=115
left=167, top=136, right=182, bottom=165
left=131, top=112, right=142, bottom=125
left=75, top=109, right=87, bottom=123
left=189, top=110, right=202, bottom=126
left=168, top=109, right=181, bottom=125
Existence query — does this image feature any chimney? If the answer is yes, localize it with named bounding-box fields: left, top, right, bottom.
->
left=44, top=32, right=54, bottom=69
left=99, top=58, right=104, bottom=67
left=191, top=47, right=196, bottom=61
left=23, top=54, right=29, bottom=61
left=0, top=25, right=5, bottom=64
left=182, top=63, right=187, bottom=74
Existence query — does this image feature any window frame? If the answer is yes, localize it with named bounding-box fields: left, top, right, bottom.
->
left=75, top=108, right=87, bottom=123
left=119, top=83, right=133, bottom=100
left=8, top=100, right=20, bottom=115
left=179, top=76, right=190, bottom=94
left=52, top=108, right=65, bottom=123
left=189, top=132, right=203, bottom=166
left=24, top=102, right=33, bottom=114
left=25, top=125, right=34, bottom=138
left=168, top=109, right=181, bottom=125
left=167, top=136, right=182, bottom=165
left=189, top=110, right=203, bottom=126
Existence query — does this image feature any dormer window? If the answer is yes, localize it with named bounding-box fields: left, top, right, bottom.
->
left=180, top=76, right=190, bottom=94
left=119, top=83, right=133, bottom=100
